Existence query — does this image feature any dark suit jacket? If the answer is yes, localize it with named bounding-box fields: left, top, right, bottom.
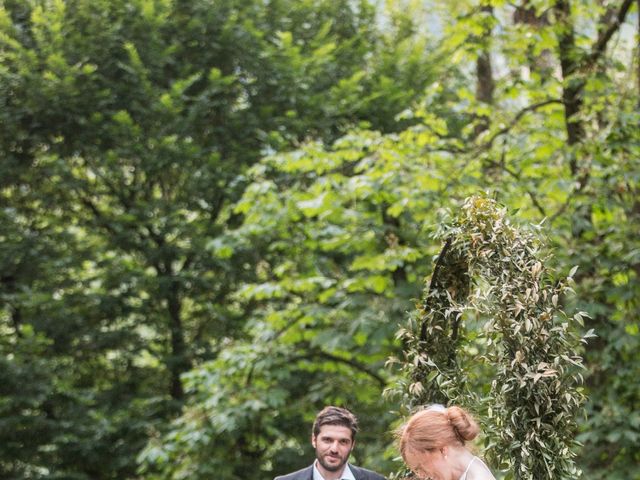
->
left=274, top=464, right=386, bottom=480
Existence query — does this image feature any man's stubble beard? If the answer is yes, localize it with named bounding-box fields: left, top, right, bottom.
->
left=316, top=448, right=352, bottom=472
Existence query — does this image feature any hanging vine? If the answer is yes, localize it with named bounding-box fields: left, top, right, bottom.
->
left=387, top=197, right=590, bottom=480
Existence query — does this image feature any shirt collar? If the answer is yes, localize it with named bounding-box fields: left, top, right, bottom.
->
left=313, top=460, right=356, bottom=480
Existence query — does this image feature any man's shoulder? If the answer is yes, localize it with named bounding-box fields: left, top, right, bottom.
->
left=273, top=464, right=313, bottom=480
left=272, top=463, right=386, bottom=480
left=350, top=464, right=387, bottom=480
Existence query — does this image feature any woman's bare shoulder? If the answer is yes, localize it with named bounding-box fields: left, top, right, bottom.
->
left=469, top=459, right=497, bottom=480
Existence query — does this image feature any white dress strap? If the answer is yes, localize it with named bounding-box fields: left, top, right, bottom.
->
left=459, top=456, right=478, bottom=480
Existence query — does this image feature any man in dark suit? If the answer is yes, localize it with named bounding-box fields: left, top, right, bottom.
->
left=274, top=406, right=386, bottom=480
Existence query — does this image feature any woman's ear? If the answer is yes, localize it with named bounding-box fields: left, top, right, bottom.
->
left=440, top=446, right=449, bottom=459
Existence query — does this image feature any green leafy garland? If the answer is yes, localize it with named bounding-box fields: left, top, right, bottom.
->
left=388, top=197, right=590, bottom=479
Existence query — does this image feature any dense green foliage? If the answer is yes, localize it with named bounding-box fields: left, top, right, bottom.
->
left=0, top=0, right=433, bottom=478
left=1, top=0, right=639, bottom=479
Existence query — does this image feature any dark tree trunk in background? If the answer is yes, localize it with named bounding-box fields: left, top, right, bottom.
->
left=167, top=280, right=189, bottom=401
left=554, top=0, right=584, bottom=152
left=475, top=3, right=495, bottom=137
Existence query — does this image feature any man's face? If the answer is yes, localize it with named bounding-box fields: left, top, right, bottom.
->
left=312, top=424, right=354, bottom=474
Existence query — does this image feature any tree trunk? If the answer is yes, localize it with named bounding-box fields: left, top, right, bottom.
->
left=476, top=50, right=494, bottom=105
left=166, top=280, right=190, bottom=401
left=554, top=0, right=584, bottom=152
left=475, top=3, right=495, bottom=137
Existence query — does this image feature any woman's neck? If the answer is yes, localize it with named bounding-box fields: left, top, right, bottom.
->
left=450, top=446, right=476, bottom=480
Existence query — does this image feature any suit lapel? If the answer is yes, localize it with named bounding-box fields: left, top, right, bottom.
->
left=349, top=464, right=363, bottom=480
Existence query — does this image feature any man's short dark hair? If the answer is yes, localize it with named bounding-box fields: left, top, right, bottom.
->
left=312, top=406, right=359, bottom=440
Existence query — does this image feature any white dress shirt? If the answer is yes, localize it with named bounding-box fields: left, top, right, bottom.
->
left=313, top=461, right=356, bottom=480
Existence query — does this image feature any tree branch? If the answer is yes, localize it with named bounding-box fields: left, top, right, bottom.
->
left=548, top=177, right=588, bottom=223
left=307, top=347, right=387, bottom=387
left=423, top=99, right=564, bottom=157
left=582, top=0, right=635, bottom=70
left=480, top=99, right=564, bottom=150
left=482, top=154, right=548, bottom=218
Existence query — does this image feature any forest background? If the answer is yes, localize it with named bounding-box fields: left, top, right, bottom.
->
left=1, top=0, right=638, bottom=479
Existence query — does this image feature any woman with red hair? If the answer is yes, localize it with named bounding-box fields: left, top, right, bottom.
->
left=397, top=404, right=496, bottom=480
